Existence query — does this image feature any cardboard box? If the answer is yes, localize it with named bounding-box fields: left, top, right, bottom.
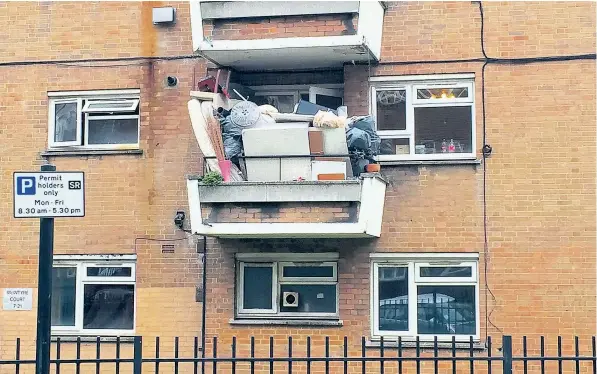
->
left=308, top=130, right=324, bottom=155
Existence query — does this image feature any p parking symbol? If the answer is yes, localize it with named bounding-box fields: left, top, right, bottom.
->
left=17, top=177, right=36, bottom=195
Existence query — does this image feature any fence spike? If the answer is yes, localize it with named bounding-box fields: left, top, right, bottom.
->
left=174, top=337, right=179, bottom=374
left=380, top=335, right=384, bottom=374
left=487, top=336, right=492, bottom=374
left=95, top=336, right=101, bottom=374
left=434, top=336, right=439, bottom=374
left=212, top=337, right=218, bottom=374
left=133, top=336, right=142, bottom=374
left=307, top=336, right=311, bottom=374
left=502, top=336, right=513, bottom=374
left=343, top=336, right=348, bottom=374
left=523, top=336, right=528, bottom=374
left=250, top=336, right=255, bottom=374
left=558, top=336, right=563, bottom=374
left=155, top=336, right=160, bottom=374
left=288, top=336, right=292, bottom=374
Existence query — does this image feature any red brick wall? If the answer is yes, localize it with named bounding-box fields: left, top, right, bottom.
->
left=0, top=1, right=204, bottom=361
left=202, top=0, right=596, bottom=360
left=0, top=0, right=594, bottom=368
left=203, top=14, right=358, bottom=41
left=202, top=202, right=359, bottom=224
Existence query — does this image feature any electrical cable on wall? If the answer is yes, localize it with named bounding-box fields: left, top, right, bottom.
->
left=476, top=1, right=503, bottom=341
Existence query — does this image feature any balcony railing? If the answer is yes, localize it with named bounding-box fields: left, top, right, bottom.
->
left=186, top=171, right=387, bottom=239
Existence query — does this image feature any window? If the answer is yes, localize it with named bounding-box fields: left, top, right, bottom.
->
left=48, top=90, right=140, bottom=149
left=371, top=254, right=479, bottom=341
left=52, top=255, right=136, bottom=335
left=250, top=85, right=343, bottom=113
left=236, top=253, right=338, bottom=319
left=370, top=75, right=475, bottom=160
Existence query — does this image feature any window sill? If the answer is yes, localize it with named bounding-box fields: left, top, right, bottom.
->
left=366, top=339, right=485, bottom=351
left=41, top=149, right=143, bottom=157
left=379, top=159, right=482, bottom=166
left=229, top=318, right=343, bottom=327
left=51, top=336, right=136, bottom=343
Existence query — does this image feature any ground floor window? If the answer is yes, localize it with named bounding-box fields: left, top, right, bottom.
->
left=371, top=253, right=479, bottom=341
left=236, top=253, right=338, bottom=319
left=51, top=255, right=136, bottom=335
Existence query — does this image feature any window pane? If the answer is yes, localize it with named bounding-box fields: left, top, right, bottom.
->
left=414, top=106, right=472, bottom=154
left=417, top=87, right=469, bottom=100
left=314, top=94, right=342, bottom=109
left=87, top=267, right=132, bottom=277
left=54, top=102, right=78, bottom=143
left=279, top=284, right=336, bottom=313
left=83, top=284, right=134, bottom=330
left=87, top=118, right=138, bottom=145
left=376, top=90, right=406, bottom=131
left=378, top=267, right=408, bottom=331
left=380, top=138, right=410, bottom=155
left=420, top=266, right=472, bottom=278
left=253, top=95, right=296, bottom=113
left=300, top=93, right=309, bottom=101
left=417, top=285, right=476, bottom=335
left=51, top=267, right=77, bottom=326
left=282, top=265, right=334, bottom=278
left=243, top=266, right=273, bottom=310
left=86, top=101, right=136, bottom=110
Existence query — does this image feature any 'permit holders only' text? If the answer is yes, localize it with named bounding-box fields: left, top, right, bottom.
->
left=13, top=172, right=85, bottom=218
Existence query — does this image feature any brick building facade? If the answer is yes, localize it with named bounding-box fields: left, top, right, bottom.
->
left=0, top=1, right=595, bottom=373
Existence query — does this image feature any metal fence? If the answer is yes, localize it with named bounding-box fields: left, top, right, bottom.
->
left=0, top=335, right=595, bottom=374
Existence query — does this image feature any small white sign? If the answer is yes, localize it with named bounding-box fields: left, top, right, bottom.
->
left=13, top=172, right=85, bottom=218
left=3, top=288, right=33, bottom=311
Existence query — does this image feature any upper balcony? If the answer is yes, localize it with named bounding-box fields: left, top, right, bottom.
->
left=190, top=1, right=385, bottom=71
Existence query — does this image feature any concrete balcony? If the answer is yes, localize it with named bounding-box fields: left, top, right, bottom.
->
left=186, top=174, right=387, bottom=238
left=190, top=1, right=385, bottom=71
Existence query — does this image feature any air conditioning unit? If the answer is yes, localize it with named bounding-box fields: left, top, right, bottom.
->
left=282, top=292, right=299, bottom=307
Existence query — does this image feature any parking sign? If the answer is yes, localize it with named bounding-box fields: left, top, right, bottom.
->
left=13, top=172, right=85, bottom=218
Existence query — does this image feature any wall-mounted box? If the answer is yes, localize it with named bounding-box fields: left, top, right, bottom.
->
left=153, top=7, right=176, bottom=25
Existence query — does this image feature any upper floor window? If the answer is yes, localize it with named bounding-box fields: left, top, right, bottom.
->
left=48, top=89, right=140, bottom=150
left=370, top=74, right=475, bottom=161
left=250, top=85, right=343, bottom=113
left=51, top=255, right=136, bottom=335
left=371, top=253, right=479, bottom=342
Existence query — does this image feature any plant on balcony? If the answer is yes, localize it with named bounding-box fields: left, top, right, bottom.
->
left=200, top=171, right=224, bottom=186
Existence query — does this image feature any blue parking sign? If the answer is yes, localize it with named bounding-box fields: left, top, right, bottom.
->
left=16, top=177, right=36, bottom=195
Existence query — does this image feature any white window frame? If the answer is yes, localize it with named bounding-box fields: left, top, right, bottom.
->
left=237, top=262, right=277, bottom=315
left=47, top=89, right=140, bottom=150
left=236, top=253, right=339, bottom=319
left=84, top=114, right=141, bottom=149
left=370, top=74, right=476, bottom=161
left=370, top=253, right=480, bottom=342
left=51, top=255, right=136, bottom=336
left=308, top=87, right=343, bottom=106
left=48, top=98, right=83, bottom=148
left=414, top=262, right=478, bottom=283
left=412, top=82, right=473, bottom=105
left=279, top=261, right=337, bottom=283
left=249, top=84, right=344, bottom=112
left=82, top=99, right=139, bottom=113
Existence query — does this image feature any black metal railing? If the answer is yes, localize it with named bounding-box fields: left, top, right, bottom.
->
left=0, top=335, right=595, bottom=374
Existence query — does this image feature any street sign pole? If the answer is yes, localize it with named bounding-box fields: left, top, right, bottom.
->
left=35, top=163, right=56, bottom=374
